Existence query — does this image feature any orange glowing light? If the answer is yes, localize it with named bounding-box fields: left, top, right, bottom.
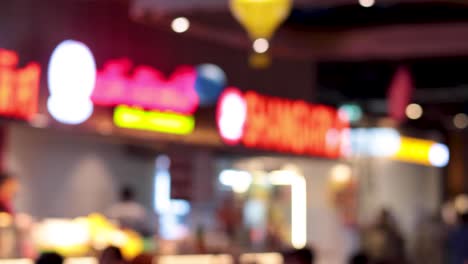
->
left=217, top=89, right=349, bottom=158
left=0, top=49, right=41, bottom=120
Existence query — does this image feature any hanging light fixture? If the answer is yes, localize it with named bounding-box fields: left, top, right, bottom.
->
left=230, top=0, right=292, bottom=68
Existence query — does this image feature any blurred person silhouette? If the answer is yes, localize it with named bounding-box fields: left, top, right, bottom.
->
left=217, top=194, right=242, bottom=244
left=107, top=186, right=152, bottom=236
left=349, top=252, right=370, bottom=264
left=362, top=209, right=406, bottom=264
left=36, top=252, right=64, bottom=264
left=0, top=172, right=32, bottom=258
left=410, top=210, right=446, bottom=264
left=448, top=195, right=468, bottom=264
left=0, top=172, right=19, bottom=214
left=131, top=254, right=154, bottom=264
left=99, top=246, right=125, bottom=264
left=283, top=248, right=315, bottom=264
left=195, top=224, right=207, bottom=253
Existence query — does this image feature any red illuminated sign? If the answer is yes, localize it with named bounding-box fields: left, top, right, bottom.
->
left=0, top=49, right=41, bottom=120
left=217, top=88, right=349, bottom=158
left=91, top=59, right=199, bottom=114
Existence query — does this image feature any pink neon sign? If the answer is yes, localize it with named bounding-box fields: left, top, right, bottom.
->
left=91, top=59, right=199, bottom=114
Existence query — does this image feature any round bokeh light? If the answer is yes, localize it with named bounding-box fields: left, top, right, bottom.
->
left=406, top=103, right=423, bottom=120
left=359, top=0, right=375, bottom=7
left=171, top=17, right=190, bottom=33
left=253, top=38, right=269, bottom=54
left=195, top=64, right=227, bottom=106
left=47, top=40, right=96, bottom=125
left=217, top=88, right=247, bottom=145
left=429, top=143, right=450, bottom=168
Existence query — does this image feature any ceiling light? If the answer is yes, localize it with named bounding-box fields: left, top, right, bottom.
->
left=253, top=38, right=269, bottom=54
left=171, top=17, right=190, bottom=33
left=453, top=113, right=468, bottom=129
left=405, top=103, right=423, bottom=120
left=359, top=0, right=375, bottom=7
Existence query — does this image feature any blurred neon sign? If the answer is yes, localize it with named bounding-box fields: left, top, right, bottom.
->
left=92, top=59, right=199, bottom=114
left=348, top=128, right=401, bottom=157
left=114, top=105, right=195, bottom=135
left=393, top=137, right=449, bottom=167
left=217, top=88, right=349, bottom=158
left=346, top=128, right=450, bottom=167
left=0, top=49, right=41, bottom=120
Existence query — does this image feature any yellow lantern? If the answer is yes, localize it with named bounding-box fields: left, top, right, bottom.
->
left=230, top=0, right=292, bottom=68
left=230, top=0, right=292, bottom=40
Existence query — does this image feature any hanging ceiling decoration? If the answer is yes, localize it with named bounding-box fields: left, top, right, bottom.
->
left=229, top=0, right=292, bottom=68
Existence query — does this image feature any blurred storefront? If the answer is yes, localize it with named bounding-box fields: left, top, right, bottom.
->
left=212, top=89, right=446, bottom=263
left=0, top=95, right=447, bottom=263
left=0, top=0, right=452, bottom=263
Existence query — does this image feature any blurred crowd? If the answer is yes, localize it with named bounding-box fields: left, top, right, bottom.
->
left=31, top=246, right=316, bottom=264
left=2, top=172, right=468, bottom=264
left=349, top=197, right=468, bottom=264
left=24, top=201, right=467, bottom=264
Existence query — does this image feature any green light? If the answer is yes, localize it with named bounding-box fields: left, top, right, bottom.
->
left=114, top=106, right=195, bottom=135
left=338, top=104, right=363, bottom=123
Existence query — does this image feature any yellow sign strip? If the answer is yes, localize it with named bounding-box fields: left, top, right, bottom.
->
left=113, top=106, right=195, bottom=135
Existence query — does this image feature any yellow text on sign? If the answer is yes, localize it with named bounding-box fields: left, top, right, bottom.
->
left=113, top=106, right=195, bottom=135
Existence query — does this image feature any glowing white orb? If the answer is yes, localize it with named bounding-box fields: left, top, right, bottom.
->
left=48, top=40, right=96, bottom=125
left=219, top=169, right=252, bottom=193
left=253, top=38, right=269, bottom=54
left=171, top=17, right=190, bottom=33
left=429, top=143, right=449, bottom=167
left=217, top=88, right=247, bottom=145
left=359, top=0, right=375, bottom=8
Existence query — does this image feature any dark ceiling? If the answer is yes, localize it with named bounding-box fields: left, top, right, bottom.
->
left=292, top=3, right=468, bottom=93
left=129, top=0, right=468, bottom=127
left=286, top=1, right=468, bottom=128
left=288, top=1, right=468, bottom=100
left=318, top=57, right=468, bottom=100
left=287, top=2, right=468, bottom=29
